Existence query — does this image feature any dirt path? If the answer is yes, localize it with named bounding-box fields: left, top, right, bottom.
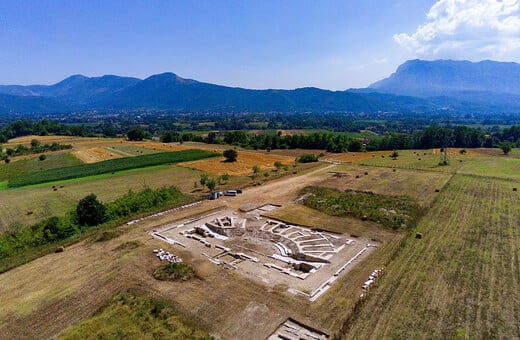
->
left=224, top=163, right=335, bottom=208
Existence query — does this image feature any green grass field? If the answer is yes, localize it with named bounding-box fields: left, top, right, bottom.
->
left=7, top=149, right=218, bottom=188
left=0, top=166, right=204, bottom=229
left=341, top=174, right=520, bottom=339
left=0, top=153, right=83, bottom=182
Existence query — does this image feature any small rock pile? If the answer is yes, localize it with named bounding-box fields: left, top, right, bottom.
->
left=153, top=249, right=182, bottom=263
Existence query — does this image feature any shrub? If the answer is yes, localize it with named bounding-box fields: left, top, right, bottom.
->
left=223, top=149, right=238, bottom=162
left=76, top=194, right=106, bottom=226
left=153, top=263, right=194, bottom=281
left=297, top=154, right=319, bottom=163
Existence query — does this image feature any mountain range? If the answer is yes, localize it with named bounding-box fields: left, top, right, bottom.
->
left=1, top=59, right=520, bottom=115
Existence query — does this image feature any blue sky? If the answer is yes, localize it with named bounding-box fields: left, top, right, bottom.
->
left=1, top=0, right=519, bottom=89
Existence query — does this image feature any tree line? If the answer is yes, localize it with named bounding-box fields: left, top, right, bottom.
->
left=153, top=125, right=520, bottom=152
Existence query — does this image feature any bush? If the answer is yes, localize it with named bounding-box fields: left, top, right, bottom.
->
left=500, top=142, right=512, bottom=155
left=297, top=154, right=319, bottom=163
left=153, top=263, right=194, bottom=281
left=223, top=149, right=238, bottom=162
left=39, top=154, right=46, bottom=161
left=76, top=194, right=106, bottom=226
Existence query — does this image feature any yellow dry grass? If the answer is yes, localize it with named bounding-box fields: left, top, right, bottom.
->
left=431, top=147, right=481, bottom=156
left=323, top=151, right=391, bottom=163
left=178, top=151, right=295, bottom=175
left=71, top=148, right=123, bottom=163
left=131, top=141, right=193, bottom=152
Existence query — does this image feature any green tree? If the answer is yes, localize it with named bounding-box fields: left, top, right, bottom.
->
left=207, top=178, right=216, bottom=191
left=127, top=127, right=147, bottom=141
left=199, top=174, right=209, bottom=188
left=390, top=150, right=399, bottom=160
left=223, top=149, right=238, bottom=162
left=252, top=165, right=261, bottom=179
left=219, top=173, right=229, bottom=185
left=274, top=161, right=283, bottom=171
left=76, top=194, right=106, bottom=226
left=500, top=142, right=512, bottom=155
left=30, top=139, right=41, bottom=149
left=297, top=154, right=318, bottom=163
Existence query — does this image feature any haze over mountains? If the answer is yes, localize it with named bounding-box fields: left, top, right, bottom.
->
left=1, top=59, right=519, bottom=115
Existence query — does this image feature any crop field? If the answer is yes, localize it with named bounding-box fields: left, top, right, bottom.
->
left=7, top=150, right=218, bottom=188
left=178, top=150, right=295, bottom=175
left=342, top=174, right=520, bottom=339
left=0, top=166, right=204, bottom=229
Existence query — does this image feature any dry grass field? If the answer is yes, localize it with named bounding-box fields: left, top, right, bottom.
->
left=178, top=150, right=295, bottom=175
left=321, top=164, right=453, bottom=207
left=71, top=147, right=123, bottom=163
left=341, top=174, right=520, bottom=339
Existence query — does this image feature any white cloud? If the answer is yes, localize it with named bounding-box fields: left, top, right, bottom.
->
left=394, top=0, right=520, bottom=60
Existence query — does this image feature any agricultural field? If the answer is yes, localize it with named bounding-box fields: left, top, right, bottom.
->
left=342, top=174, right=520, bottom=339
left=0, top=153, right=83, bottom=182
left=357, top=148, right=520, bottom=181
left=7, top=149, right=218, bottom=188
left=71, top=147, right=123, bottom=163
left=319, top=164, right=452, bottom=207
left=178, top=150, right=296, bottom=175
left=0, top=139, right=518, bottom=339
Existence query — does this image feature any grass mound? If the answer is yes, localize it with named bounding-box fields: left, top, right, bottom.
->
left=112, top=240, right=143, bottom=251
left=8, top=149, right=218, bottom=188
left=153, top=263, right=195, bottom=281
left=92, top=229, right=122, bottom=242
left=58, top=291, right=212, bottom=339
left=302, top=186, right=422, bottom=230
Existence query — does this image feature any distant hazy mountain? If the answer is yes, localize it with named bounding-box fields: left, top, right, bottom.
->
left=0, top=72, right=424, bottom=114
left=1, top=59, right=519, bottom=116
left=0, top=93, right=70, bottom=114
left=0, top=74, right=140, bottom=107
left=370, top=59, right=520, bottom=97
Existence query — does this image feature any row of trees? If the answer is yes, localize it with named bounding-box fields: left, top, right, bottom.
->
left=0, top=119, right=88, bottom=143
left=154, top=124, right=520, bottom=152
